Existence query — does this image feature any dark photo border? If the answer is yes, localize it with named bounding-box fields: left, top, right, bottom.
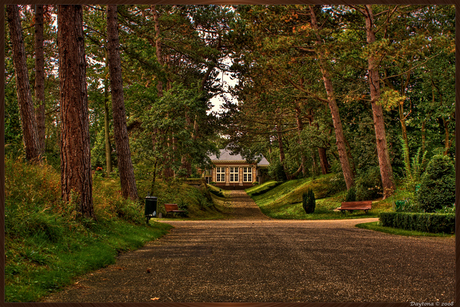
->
left=0, top=1, right=458, bottom=307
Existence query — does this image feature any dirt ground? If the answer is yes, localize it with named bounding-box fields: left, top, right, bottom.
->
left=43, top=190, right=455, bottom=303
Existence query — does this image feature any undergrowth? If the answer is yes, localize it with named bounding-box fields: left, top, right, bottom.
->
left=4, top=157, right=175, bottom=302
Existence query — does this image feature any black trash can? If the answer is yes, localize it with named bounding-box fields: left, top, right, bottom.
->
left=145, top=196, right=157, bottom=224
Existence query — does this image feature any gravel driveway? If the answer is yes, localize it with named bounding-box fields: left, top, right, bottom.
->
left=43, top=190, right=455, bottom=303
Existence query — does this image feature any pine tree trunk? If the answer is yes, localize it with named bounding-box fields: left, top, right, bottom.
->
left=152, top=5, right=163, bottom=97
left=364, top=5, right=395, bottom=198
left=34, top=5, right=46, bottom=154
left=309, top=5, right=353, bottom=189
left=318, top=147, right=330, bottom=175
left=103, top=84, right=112, bottom=174
left=7, top=5, right=42, bottom=162
left=295, top=104, right=307, bottom=177
left=107, top=5, right=138, bottom=200
left=58, top=5, right=94, bottom=218
left=276, top=123, right=289, bottom=180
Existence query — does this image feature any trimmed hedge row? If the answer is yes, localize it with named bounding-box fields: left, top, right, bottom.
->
left=379, top=212, right=455, bottom=234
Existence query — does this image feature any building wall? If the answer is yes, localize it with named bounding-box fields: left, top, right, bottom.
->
left=211, top=163, right=256, bottom=187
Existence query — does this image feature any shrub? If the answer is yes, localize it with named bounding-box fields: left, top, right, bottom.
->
left=394, top=198, right=423, bottom=213
left=327, top=173, right=347, bottom=195
left=380, top=212, right=455, bottom=234
left=355, top=166, right=383, bottom=200
left=345, top=187, right=356, bottom=202
left=416, top=155, right=455, bottom=213
left=268, top=161, right=287, bottom=182
left=113, top=198, right=144, bottom=225
left=435, top=204, right=456, bottom=214
left=302, top=189, right=316, bottom=214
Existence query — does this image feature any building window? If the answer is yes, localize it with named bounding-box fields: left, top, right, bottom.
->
left=230, top=167, right=239, bottom=182
left=216, top=167, right=225, bottom=182
left=243, top=167, right=252, bottom=182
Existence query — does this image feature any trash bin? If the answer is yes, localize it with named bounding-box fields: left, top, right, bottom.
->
left=145, top=196, right=157, bottom=224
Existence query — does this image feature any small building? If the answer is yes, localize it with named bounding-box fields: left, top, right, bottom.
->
left=204, top=149, right=270, bottom=190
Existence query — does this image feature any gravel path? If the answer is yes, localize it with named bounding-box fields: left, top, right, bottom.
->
left=43, top=190, right=455, bottom=303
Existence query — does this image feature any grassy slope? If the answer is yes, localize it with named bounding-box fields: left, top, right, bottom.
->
left=247, top=175, right=394, bottom=219
left=4, top=158, right=229, bottom=302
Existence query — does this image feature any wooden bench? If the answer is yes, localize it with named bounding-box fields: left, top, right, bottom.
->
left=164, top=204, right=186, bottom=217
left=337, top=201, right=372, bottom=213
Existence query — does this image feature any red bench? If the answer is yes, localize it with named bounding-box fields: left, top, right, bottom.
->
left=337, top=201, right=372, bottom=213
left=164, top=204, right=186, bottom=217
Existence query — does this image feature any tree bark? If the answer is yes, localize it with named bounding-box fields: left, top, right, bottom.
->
left=318, top=147, right=330, bottom=175
left=276, top=123, right=289, bottom=180
left=294, top=103, right=307, bottom=177
left=34, top=5, right=46, bottom=154
left=103, top=80, right=112, bottom=174
left=107, top=4, right=139, bottom=200
left=364, top=5, right=395, bottom=198
left=309, top=6, right=353, bottom=189
left=399, top=103, right=411, bottom=179
left=58, top=5, right=94, bottom=218
left=7, top=5, right=42, bottom=162
left=152, top=5, right=164, bottom=97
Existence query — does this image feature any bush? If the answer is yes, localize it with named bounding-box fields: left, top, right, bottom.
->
left=355, top=166, right=383, bottom=200
left=327, top=173, right=347, bottom=195
left=380, top=212, right=455, bottom=234
left=345, top=187, right=356, bottom=202
left=416, top=155, right=455, bottom=213
left=302, top=189, right=316, bottom=214
left=113, top=199, right=144, bottom=225
left=268, top=161, right=287, bottom=182
left=394, top=198, right=423, bottom=212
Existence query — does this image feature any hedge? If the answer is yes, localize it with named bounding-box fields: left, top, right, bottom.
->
left=379, top=212, right=455, bottom=234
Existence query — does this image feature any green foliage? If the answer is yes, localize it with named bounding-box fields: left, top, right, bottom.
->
left=394, top=198, right=423, bottom=213
left=268, top=160, right=287, bottom=182
left=302, top=189, right=316, bottom=214
left=354, top=166, right=383, bottom=201
left=4, top=158, right=173, bottom=302
left=345, top=187, right=356, bottom=202
left=327, top=172, right=347, bottom=195
left=379, top=212, right=455, bottom=234
left=113, top=198, right=144, bottom=224
left=131, top=83, right=218, bottom=180
left=415, top=155, right=455, bottom=212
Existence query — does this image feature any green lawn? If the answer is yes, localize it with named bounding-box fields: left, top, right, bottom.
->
left=247, top=175, right=393, bottom=219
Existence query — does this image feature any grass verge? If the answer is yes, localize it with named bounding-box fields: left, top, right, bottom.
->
left=355, top=222, right=455, bottom=238
left=6, top=219, right=172, bottom=302
left=247, top=175, right=419, bottom=220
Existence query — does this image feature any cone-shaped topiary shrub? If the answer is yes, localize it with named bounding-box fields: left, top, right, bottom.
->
left=416, top=155, right=455, bottom=213
left=302, top=189, right=316, bottom=214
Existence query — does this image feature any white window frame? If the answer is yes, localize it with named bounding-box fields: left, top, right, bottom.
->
left=243, top=167, right=252, bottom=182
left=216, top=167, right=226, bottom=182
left=230, top=167, right=239, bottom=182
